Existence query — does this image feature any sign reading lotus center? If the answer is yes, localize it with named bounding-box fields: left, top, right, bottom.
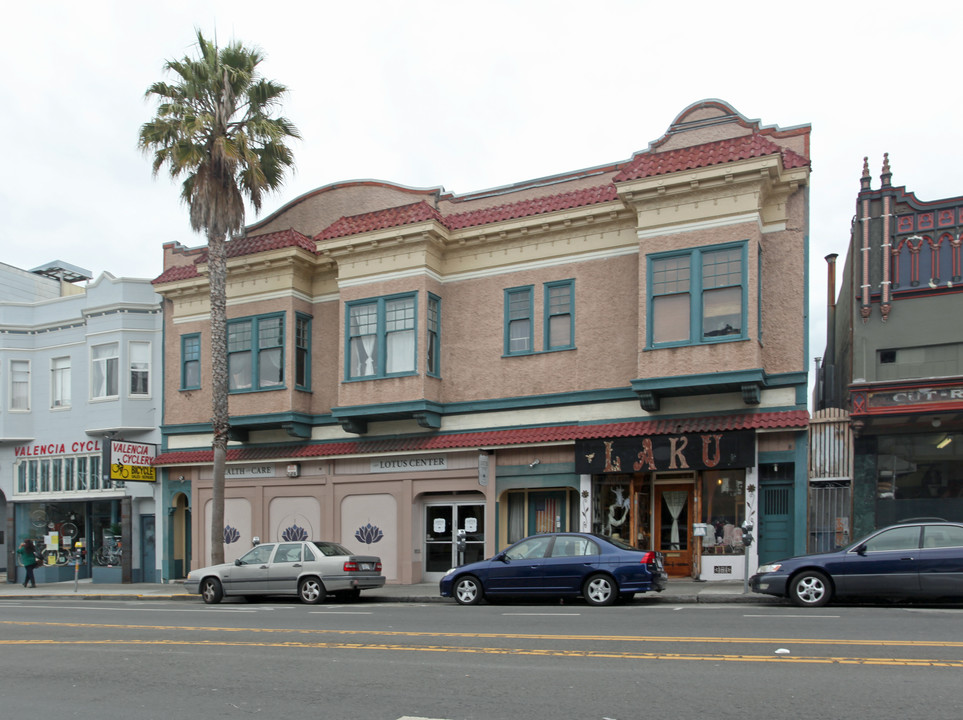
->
left=104, top=440, right=158, bottom=483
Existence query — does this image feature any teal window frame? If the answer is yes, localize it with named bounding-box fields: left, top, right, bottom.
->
left=295, top=313, right=312, bottom=391
left=647, top=241, right=748, bottom=349
left=180, top=334, right=201, bottom=390
left=427, top=294, right=441, bottom=377
left=504, top=286, right=534, bottom=356
left=345, top=293, right=418, bottom=380
left=227, top=313, right=286, bottom=393
left=544, top=279, right=575, bottom=351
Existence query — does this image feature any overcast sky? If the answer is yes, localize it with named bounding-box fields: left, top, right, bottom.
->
left=2, top=1, right=960, bottom=399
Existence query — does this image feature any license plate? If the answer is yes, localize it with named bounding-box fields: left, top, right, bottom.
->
left=360, top=563, right=372, bottom=571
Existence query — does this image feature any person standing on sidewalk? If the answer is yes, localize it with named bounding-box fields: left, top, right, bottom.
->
left=18, top=539, right=38, bottom=588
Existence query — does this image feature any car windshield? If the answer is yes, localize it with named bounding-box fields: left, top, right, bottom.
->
left=311, top=541, right=351, bottom=557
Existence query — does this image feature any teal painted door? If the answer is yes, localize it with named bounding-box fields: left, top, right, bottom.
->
left=758, top=482, right=794, bottom=564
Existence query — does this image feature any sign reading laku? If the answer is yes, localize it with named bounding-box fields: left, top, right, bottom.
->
left=575, top=430, right=754, bottom=474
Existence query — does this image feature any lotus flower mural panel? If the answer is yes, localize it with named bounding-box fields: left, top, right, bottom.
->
left=282, top=524, right=309, bottom=541
left=224, top=526, right=241, bottom=545
left=355, top=523, right=384, bottom=546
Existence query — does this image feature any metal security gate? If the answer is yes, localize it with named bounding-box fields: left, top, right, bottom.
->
left=808, top=482, right=851, bottom=552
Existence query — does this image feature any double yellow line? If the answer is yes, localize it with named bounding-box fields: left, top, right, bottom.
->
left=3, top=621, right=961, bottom=667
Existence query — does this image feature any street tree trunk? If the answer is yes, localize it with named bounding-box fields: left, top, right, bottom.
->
left=208, top=230, right=229, bottom=565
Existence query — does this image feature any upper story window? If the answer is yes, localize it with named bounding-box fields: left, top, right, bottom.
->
left=648, top=243, right=747, bottom=348
left=504, top=286, right=534, bottom=355
left=347, top=294, right=416, bottom=379
left=10, top=360, right=30, bottom=411
left=427, top=294, right=441, bottom=377
left=545, top=280, right=574, bottom=351
left=228, top=314, right=285, bottom=392
left=91, top=342, right=119, bottom=400
left=181, top=334, right=201, bottom=390
left=51, top=356, right=71, bottom=409
left=129, top=341, right=151, bottom=396
left=295, top=314, right=311, bottom=390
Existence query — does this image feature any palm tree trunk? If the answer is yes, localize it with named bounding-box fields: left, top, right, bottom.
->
left=208, top=230, right=229, bottom=565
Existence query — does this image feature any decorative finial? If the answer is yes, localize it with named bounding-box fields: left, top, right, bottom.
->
left=881, top=152, right=892, bottom=188
left=860, top=156, right=872, bottom=190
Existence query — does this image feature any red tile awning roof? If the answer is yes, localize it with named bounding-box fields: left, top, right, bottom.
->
left=152, top=410, right=808, bottom=466
left=613, top=134, right=810, bottom=183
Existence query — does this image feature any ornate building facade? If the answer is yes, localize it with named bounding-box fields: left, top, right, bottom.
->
left=816, top=157, right=963, bottom=540
left=153, top=99, right=811, bottom=583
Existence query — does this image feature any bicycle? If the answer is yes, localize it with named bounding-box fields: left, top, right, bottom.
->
left=94, top=540, right=123, bottom=566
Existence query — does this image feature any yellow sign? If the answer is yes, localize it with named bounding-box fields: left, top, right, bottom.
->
left=108, top=441, right=158, bottom=483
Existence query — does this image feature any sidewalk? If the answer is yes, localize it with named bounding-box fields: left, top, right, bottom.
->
left=0, top=575, right=780, bottom=604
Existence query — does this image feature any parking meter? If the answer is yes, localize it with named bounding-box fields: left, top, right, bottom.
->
left=456, top=529, right=467, bottom=566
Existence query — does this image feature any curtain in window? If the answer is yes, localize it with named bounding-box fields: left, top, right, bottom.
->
left=259, top=347, right=283, bottom=386
left=663, top=491, right=687, bottom=549
left=386, top=329, right=415, bottom=373
left=92, top=344, right=118, bottom=398
left=130, top=342, right=150, bottom=394
left=507, top=494, right=525, bottom=544
left=11, top=361, right=29, bottom=409
left=229, top=352, right=252, bottom=390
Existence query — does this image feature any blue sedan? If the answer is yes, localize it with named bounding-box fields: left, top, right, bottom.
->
left=751, top=520, right=963, bottom=607
left=439, top=532, right=667, bottom=606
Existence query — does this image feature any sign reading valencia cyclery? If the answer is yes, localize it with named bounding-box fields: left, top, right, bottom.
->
left=575, top=430, right=755, bottom=474
left=105, top=440, right=158, bottom=483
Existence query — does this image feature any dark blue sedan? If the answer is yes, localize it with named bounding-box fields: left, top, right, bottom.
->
left=751, top=521, right=963, bottom=607
left=439, top=532, right=667, bottom=606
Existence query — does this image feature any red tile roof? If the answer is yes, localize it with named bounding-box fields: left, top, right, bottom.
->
left=152, top=410, right=808, bottom=465
left=153, top=229, right=316, bottom=284
left=614, top=134, right=810, bottom=183
left=152, top=264, right=200, bottom=284
left=154, top=135, right=810, bottom=270
left=445, top=184, right=620, bottom=230
left=316, top=201, right=446, bottom=241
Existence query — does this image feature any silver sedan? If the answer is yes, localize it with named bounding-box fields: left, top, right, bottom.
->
left=184, top=540, right=385, bottom=604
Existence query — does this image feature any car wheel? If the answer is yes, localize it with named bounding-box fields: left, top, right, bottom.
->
left=453, top=575, right=484, bottom=605
left=298, top=577, right=326, bottom=605
left=790, top=570, right=832, bottom=607
left=200, top=577, right=223, bottom=605
left=583, top=574, right=617, bottom=606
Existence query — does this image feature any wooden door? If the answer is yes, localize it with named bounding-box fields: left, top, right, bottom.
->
left=655, top=484, right=693, bottom=577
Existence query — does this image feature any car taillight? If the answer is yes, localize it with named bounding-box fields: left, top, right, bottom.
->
left=639, top=552, right=656, bottom=565
left=343, top=561, right=358, bottom=571
left=375, top=562, right=382, bottom=572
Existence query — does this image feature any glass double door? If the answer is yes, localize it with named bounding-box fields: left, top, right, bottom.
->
left=424, top=503, right=485, bottom=581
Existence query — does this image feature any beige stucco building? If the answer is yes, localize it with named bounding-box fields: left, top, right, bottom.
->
left=153, top=99, right=811, bottom=584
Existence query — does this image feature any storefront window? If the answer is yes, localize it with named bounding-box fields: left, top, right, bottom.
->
left=877, top=433, right=963, bottom=525
left=701, top=469, right=747, bottom=555
left=591, top=475, right=647, bottom=544
left=14, top=453, right=109, bottom=498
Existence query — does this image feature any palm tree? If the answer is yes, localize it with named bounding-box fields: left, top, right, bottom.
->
left=140, top=29, right=300, bottom=564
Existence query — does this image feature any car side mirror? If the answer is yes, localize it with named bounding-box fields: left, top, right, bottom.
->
left=855, top=544, right=867, bottom=556
left=234, top=558, right=242, bottom=566
left=495, top=552, right=509, bottom=563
